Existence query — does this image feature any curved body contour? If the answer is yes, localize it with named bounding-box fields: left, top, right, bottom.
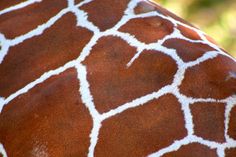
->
left=0, top=0, right=236, bottom=157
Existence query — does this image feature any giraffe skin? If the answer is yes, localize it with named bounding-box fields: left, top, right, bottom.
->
left=0, top=0, right=236, bottom=157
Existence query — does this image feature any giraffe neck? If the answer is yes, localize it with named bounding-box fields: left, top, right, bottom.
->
left=0, top=0, right=236, bottom=157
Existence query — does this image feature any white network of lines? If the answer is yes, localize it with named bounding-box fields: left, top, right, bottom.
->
left=0, top=0, right=236, bottom=157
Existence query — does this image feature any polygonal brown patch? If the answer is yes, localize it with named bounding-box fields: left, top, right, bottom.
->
left=0, top=13, right=93, bottom=97
left=80, top=0, right=129, bottom=31
left=225, top=148, right=236, bottom=157
left=134, top=1, right=156, bottom=14
left=228, top=106, right=236, bottom=140
left=163, top=38, right=215, bottom=62
left=119, top=16, right=174, bottom=43
left=162, top=143, right=217, bottom=157
left=83, top=36, right=177, bottom=113
left=95, top=94, right=187, bottom=157
left=74, top=0, right=83, bottom=5
left=0, top=68, right=92, bottom=157
left=191, top=102, right=226, bottom=142
left=145, top=1, right=196, bottom=27
left=134, top=0, right=199, bottom=33
left=0, top=0, right=26, bottom=11
left=177, top=25, right=201, bottom=40
left=0, top=0, right=67, bottom=39
left=180, top=55, right=236, bottom=99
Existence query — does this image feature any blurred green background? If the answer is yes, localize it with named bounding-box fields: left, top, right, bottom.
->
left=154, top=0, right=236, bottom=57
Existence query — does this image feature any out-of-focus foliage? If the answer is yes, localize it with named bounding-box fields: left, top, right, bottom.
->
left=154, top=0, right=236, bottom=57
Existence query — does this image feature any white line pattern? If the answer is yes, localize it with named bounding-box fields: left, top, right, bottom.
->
left=0, top=143, right=7, bottom=157
left=0, top=0, right=42, bottom=16
left=0, top=0, right=235, bottom=157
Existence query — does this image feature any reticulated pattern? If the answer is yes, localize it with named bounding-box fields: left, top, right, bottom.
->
left=0, top=0, right=236, bottom=157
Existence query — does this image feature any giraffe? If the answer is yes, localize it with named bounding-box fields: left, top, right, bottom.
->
left=0, top=0, right=236, bottom=156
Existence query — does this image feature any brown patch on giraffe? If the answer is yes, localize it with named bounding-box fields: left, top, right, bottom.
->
left=225, top=148, right=236, bottom=157
left=144, top=1, right=196, bottom=28
left=162, top=143, right=217, bottom=157
left=163, top=38, right=215, bottom=62
left=0, top=68, right=92, bottom=157
left=205, top=34, right=219, bottom=46
left=180, top=55, right=236, bottom=99
left=134, top=1, right=156, bottom=14
left=191, top=102, right=226, bottom=142
left=0, top=13, right=93, bottom=97
left=83, top=36, right=177, bottom=113
left=177, top=25, right=201, bottom=40
left=119, top=16, right=174, bottom=43
left=0, top=0, right=67, bottom=39
left=95, top=94, right=187, bottom=157
left=80, top=0, right=129, bottom=31
left=74, top=0, right=83, bottom=5
left=0, top=0, right=26, bottom=11
left=228, top=106, right=236, bottom=140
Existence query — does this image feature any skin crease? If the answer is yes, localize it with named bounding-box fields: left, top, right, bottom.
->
left=0, top=0, right=236, bottom=157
